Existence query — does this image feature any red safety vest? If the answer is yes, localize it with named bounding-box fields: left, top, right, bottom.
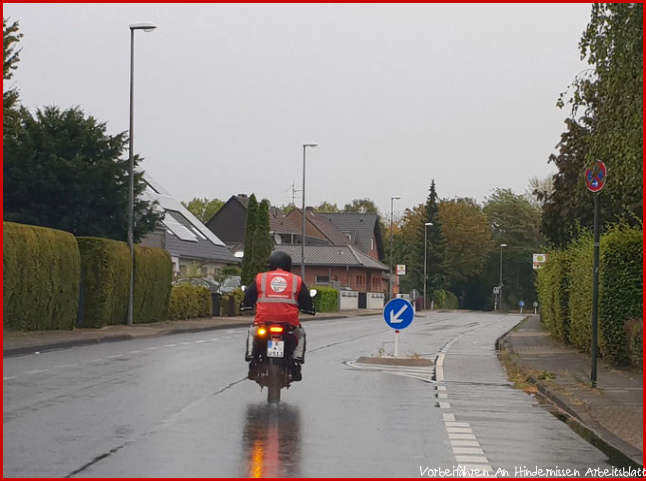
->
left=255, top=269, right=302, bottom=326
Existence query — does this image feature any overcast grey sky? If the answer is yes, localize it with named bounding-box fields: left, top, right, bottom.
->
left=4, top=3, right=592, bottom=215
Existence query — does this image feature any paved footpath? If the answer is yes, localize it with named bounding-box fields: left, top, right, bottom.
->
left=499, top=315, right=643, bottom=469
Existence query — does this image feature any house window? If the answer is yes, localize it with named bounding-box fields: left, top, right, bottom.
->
left=316, top=275, right=330, bottom=284
left=371, top=237, right=375, bottom=250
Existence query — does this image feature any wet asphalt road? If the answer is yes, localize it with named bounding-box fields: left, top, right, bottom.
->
left=4, top=312, right=614, bottom=477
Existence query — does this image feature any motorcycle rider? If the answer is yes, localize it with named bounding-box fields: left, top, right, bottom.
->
left=242, top=250, right=315, bottom=382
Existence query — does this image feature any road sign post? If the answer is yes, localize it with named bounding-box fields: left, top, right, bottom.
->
left=519, top=300, right=525, bottom=314
left=585, top=160, right=606, bottom=388
left=383, top=298, right=414, bottom=357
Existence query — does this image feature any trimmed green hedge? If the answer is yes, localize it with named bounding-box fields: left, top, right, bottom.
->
left=219, top=288, right=245, bottom=317
left=167, top=284, right=212, bottom=320
left=537, top=225, right=643, bottom=367
left=311, top=286, right=339, bottom=312
left=3, top=222, right=81, bottom=331
left=434, top=289, right=459, bottom=310
left=133, top=245, right=172, bottom=323
left=536, top=249, right=572, bottom=343
left=77, top=237, right=130, bottom=328
left=599, top=225, right=643, bottom=365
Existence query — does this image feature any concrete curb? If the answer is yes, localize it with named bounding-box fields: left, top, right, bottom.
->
left=535, top=382, right=643, bottom=468
left=496, top=318, right=643, bottom=469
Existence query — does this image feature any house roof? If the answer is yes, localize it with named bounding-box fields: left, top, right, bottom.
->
left=143, top=175, right=239, bottom=264
left=288, top=208, right=350, bottom=246
left=216, top=195, right=301, bottom=236
left=275, top=245, right=388, bottom=271
left=321, top=212, right=384, bottom=257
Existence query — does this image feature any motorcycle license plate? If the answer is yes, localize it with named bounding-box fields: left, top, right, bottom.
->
left=267, top=340, right=284, bottom=358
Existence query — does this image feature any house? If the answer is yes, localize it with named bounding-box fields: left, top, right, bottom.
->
left=321, top=212, right=384, bottom=261
left=285, top=208, right=351, bottom=247
left=206, top=195, right=325, bottom=257
left=140, top=175, right=239, bottom=277
left=274, top=245, right=388, bottom=300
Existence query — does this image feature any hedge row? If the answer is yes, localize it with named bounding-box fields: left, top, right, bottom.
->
left=219, top=288, right=245, bottom=317
left=133, top=246, right=173, bottom=323
left=77, top=237, right=130, bottom=327
left=4, top=222, right=179, bottom=331
left=311, top=286, right=339, bottom=312
left=167, top=284, right=212, bottom=320
left=3, top=222, right=80, bottom=331
left=434, top=290, right=459, bottom=310
left=537, top=225, right=643, bottom=367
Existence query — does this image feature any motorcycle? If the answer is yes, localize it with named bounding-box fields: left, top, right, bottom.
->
left=245, top=288, right=316, bottom=404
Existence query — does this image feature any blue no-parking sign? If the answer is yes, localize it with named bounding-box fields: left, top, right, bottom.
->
left=383, top=298, right=415, bottom=330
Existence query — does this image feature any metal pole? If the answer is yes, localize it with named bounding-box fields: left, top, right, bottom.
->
left=127, top=28, right=135, bottom=326
left=499, top=245, right=504, bottom=311
left=394, top=330, right=400, bottom=357
left=301, top=145, right=306, bottom=281
left=591, top=193, right=600, bottom=387
left=389, top=197, right=394, bottom=301
left=423, top=225, right=427, bottom=311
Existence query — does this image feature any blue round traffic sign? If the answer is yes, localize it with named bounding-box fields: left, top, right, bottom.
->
left=585, top=161, right=607, bottom=193
left=383, top=298, right=415, bottom=330
left=519, top=300, right=525, bottom=307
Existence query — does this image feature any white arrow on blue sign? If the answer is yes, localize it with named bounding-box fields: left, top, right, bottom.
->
left=383, top=298, right=415, bottom=330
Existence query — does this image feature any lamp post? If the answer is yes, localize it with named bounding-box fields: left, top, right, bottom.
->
left=499, top=243, right=507, bottom=311
left=423, top=222, right=433, bottom=310
left=127, top=21, right=157, bottom=326
left=388, top=195, right=401, bottom=301
left=301, top=143, right=318, bottom=282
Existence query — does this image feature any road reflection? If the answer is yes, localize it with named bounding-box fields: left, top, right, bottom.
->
left=240, top=403, right=302, bottom=478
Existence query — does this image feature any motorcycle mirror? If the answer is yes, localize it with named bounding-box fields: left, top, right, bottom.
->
left=310, top=289, right=317, bottom=298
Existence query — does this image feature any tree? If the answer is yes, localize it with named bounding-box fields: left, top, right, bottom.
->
left=525, top=175, right=554, bottom=208
left=424, top=180, right=447, bottom=300
left=438, top=198, right=494, bottom=305
left=3, top=17, right=23, bottom=140
left=343, top=198, right=379, bottom=214
left=314, top=201, right=340, bottom=213
left=396, top=204, right=426, bottom=296
left=559, top=4, right=643, bottom=226
left=181, top=197, right=224, bottom=224
left=240, top=194, right=259, bottom=285
left=540, top=118, right=597, bottom=247
left=3, top=105, right=162, bottom=241
left=484, top=188, right=544, bottom=308
left=251, top=200, right=273, bottom=278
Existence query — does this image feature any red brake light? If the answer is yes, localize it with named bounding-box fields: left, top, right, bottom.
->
left=269, top=326, right=284, bottom=333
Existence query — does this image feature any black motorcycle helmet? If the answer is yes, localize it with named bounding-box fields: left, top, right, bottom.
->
left=268, top=250, right=292, bottom=272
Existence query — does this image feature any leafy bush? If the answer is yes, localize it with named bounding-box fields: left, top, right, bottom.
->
left=311, top=286, right=339, bottom=312
left=167, top=284, right=212, bottom=320
left=77, top=237, right=130, bottom=328
left=536, top=249, right=572, bottom=343
left=133, top=245, right=173, bottom=323
left=599, top=225, right=643, bottom=365
left=567, top=233, right=594, bottom=351
left=219, top=288, right=245, bottom=316
left=537, top=224, right=643, bottom=367
left=434, top=290, right=458, bottom=309
left=3, top=222, right=80, bottom=331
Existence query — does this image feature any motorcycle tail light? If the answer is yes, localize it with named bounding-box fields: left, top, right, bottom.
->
left=269, top=326, right=284, bottom=333
left=257, top=328, right=267, bottom=336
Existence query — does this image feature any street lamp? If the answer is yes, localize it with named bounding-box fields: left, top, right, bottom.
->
left=301, top=143, right=318, bottom=282
left=388, top=195, right=402, bottom=301
left=499, top=243, right=507, bottom=311
left=127, top=21, right=157, bottom=326
left=423, top=222, right=433, bottom=310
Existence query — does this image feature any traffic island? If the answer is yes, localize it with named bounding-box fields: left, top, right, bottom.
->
left=355, top=356, right=434, bottom=367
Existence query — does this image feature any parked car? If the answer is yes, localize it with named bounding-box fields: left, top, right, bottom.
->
left=220, top=275, right=241, bottom=294
left=172, top=277, right=221, bottom=294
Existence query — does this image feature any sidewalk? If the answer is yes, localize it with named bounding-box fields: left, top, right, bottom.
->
left=498, top=315, right=643, bottom=468
left=2, top=309, right=383, bottom=358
